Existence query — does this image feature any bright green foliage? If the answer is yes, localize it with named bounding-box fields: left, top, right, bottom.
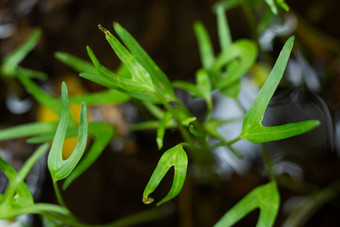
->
left=240, top=36, right=320, bottom=143
left=264, top=0, right=289, bottom=15
left=143, top=144, right=188, bottom=206
left=113, top=22, right=175, bottom=99
left=214, top=182, right=280, bottom=227
left=47, top=82, right=88, bottom=182
left=1, top=28, right=46, bottom=79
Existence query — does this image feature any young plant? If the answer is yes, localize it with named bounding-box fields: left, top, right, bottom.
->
left=0, top=0, right=330, bottom=226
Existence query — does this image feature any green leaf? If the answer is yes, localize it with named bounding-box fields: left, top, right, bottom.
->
left=98, top=25, right=154, bottom=92
left=1, top=28, right=42, bottom=77
left=48, top=82, right=88, bottom=182
left=194, top=22, right=215, bottom=70
left=214, top=182, right=280, bottom=227
left=143, top=144, right=188, bottom=206
left=219, top=81, right=241, bottom=98
left=69, top=89, right=130, bottom=105
left=63, top=122, right=114, bottom=189
left=54, top=51, right=97, bottom=74
left=17, top=70, right=62, bottom=115
left=216, top=40, right=257, bottom=89
left=276, top=0, right=289, bottom=11
left=0, top=122, right=58, bottom=141
left=16, top=67, right=47, bottom=80
left=216, top=4, right=232, bottom=52
left=240, top=36, right=320, bottom=143
left=113, top=23, right=174, bottom=99
left=264, top=0, right=289, bottom=15
left=156, top=112, right=172, bottom=150
left=80, top=71, right=159, bottom=102
left=213, top=0, right=241, bottom=12
left=196, top=69, right=212, bottom=110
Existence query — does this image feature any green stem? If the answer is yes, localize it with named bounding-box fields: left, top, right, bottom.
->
left=260, top=143, right=275, bottom=182
left=53, top=181, right=67, bottom=208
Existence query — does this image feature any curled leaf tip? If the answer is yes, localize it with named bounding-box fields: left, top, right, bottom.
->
left=98, top=24, right=111, bottom=36
left=143, top=195, right=154, bottom=204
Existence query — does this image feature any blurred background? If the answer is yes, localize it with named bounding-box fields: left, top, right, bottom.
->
left=0, top=0, right=340, bottom=226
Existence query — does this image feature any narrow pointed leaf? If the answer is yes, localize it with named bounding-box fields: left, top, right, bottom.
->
left=48, top=82, right=88, bottom=182
left=55, top=51, right=97, bottom=74
left=17, top=70, right=61, bottom=115
left=2, top=28, right=41, bottom=76
left=0, top=122, right=57, bottom=141
left=194, top=22, right=215, bottom=70
left=80, top=71, right=159, bottom=102
left=98, top=25, right=154, bottom=91
left=113, top=23, right=174, bottom=98
left=143, top=144, right=188, bottom=206
left=240, top=36, right=320, bottom=143
left=216, top=5, right=232, bottom=52
left=214, top=182, right=280, bottom=227
left=87, top=46, right=147, bottom=92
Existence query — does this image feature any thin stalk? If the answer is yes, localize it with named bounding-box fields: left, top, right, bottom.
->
left=53, top=181, right=67, bottom=208
left=260, top=143, right=275, bottom=182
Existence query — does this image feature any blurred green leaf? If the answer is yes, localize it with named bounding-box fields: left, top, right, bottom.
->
left=1, top=28, right=42, bottom=77
left=215, top=182, right=280, bottom=227
left=17, top=70, right=61, bottom=115
left=264, top=0, right=289, bottom=15
left=156, top=112, right=172, bottom=150
left=196, top=69, right=212, bottom=110
left=48, top=82, right=88, bottom=182
left=172, top=81, right=200, bottom=97
left=55, top=51, right=97, bottom=74
left=143, top=144, right=188, bottom=206
left=216, top=4, right=232, bottom=52
left=0, top=122, right=57, bottom=141
left=194, top=22, right=215, bottom=70
left=240, top=36, right=320, bottom=143
left=114, top=23, right=174, bottom=99
left=213, top=0, right=241, bottom=12
left=0, top=143, right=49, bottom=216
left=216, top=40, right=257, bottom=89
